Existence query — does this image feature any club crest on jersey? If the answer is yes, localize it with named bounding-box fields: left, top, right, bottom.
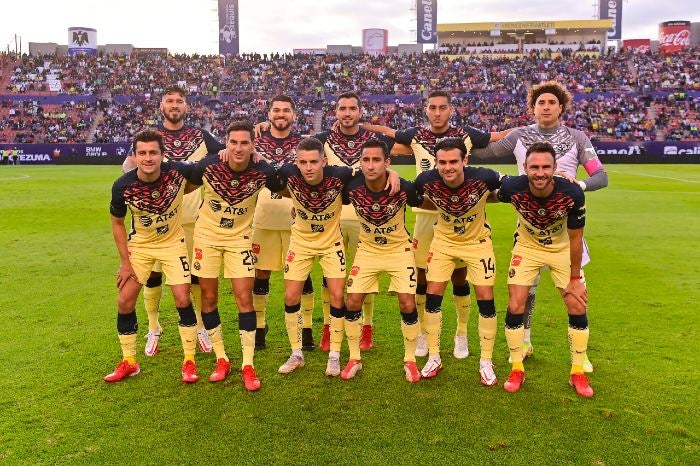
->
left=230, top=179, right=240, bottom=188
left=151, top=191, right=161, bottom=199
left=371, top=203, right=381, bottom=212
left=386, top=203, right=396, bottom=214
left=275, top=148, right=283, bottom=155
left=468, top=193, right=479, bottom=204
left=326, top=189, right=337, bottom=199
left=450, top=195, right=459, bottom=203
left=173, top=139, right=182, bottom=148
left=347, top=140, right=356, bottom=148
left=310, top=191, right=319, bottom=199
left=537, top=208, right=547, bottom=216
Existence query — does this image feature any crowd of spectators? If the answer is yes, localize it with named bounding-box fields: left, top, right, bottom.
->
left=654, top=94, right=700, bottom=140
left=0, top=99, right=93, bottom=143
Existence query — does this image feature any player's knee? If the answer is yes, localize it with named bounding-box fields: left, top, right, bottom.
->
left=507, top=297, right=526, bottom=315
left=397, top=294, right=415, bottom=313
left=145, top=275, right=162, bottom=288
left=117, top=292, right=138, bottom=313
left=329, top=289, right=344, bottom=308
left=564, top=296, right=587, bottom=315
left=345, top=294, right=364, bottom=310
left=255, top=269, right=272, bottom=280
left=302, top=276, right=314, bottom=294
left=253, top=277, right=270, bottom=295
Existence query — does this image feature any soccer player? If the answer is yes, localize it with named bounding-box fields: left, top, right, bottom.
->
left=123, top=84, right=225, bottom=357
left=414, top=138, right=502, bottom=383
left=472, top=81, right=608, bottom=371
left=342, top=139, right=423, bottom=382
left=189, top=121, right=280, bottom=391
left=250, top=95, right=315, bottom=350
left=362, top=91, right=506, bottom=359
left=106, top=129, right=201, bottom=383
left=273, top=137, right=399, bottom=376
left=497, top=142, right=593, bottom=397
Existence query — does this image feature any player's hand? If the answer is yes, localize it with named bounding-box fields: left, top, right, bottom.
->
left=218, top=148, right=232, bottom=163
left=331, top=119, right=340, bottom=132
left=563, top=279, right=588, bottom=309
left=116, top=264, right=137, bottom=290
left=254, top=122, right=270, bottom=138
left=251, top=150, right=260, bottom=164
left=385, top=169, right=400, bottom=195
left=555, top=171, right=577, bottom=184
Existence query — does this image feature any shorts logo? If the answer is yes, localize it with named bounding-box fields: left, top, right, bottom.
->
left=350, top=265, right=360, bottom=276
left=286, top=251, right=295, bottom=263
left=151, top=191, right=161, bottom=199
left=193, top=261, right=201, bottom=271
left=139, top=216, right=153, bottom=227
left=195, top=248, right=203, bottom=260
left=510, top=255, right=522, bottom=266
left=284, top=264, right=289, bottom=273
left=346, top=278, right=353, bottom=287
left=252, top=243, right=261, bottom=254
left=427, top=252, right=433, bottom=263
left=508, top=268, right=516, bottom=278
left=209, top=200, right=221, bottom=211
left=412, top=239, right=419, bottom=249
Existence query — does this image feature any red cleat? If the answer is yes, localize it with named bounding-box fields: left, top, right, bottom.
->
left=319, top=324, right=330, bottom=352
left=341, top=359, right=363, bottom=380
left=181, top=360, right=200, bottom=384
left=104, top=360, right=140, bottom=383
left=569, top=373, right=594, bottom=398
left=503, top=370, right=525, bottom=393
left=359, top=325, right=374, bottom=350
left=242, top=365, right=261, bottom=391
left=403, top=361, right=421, bottom=383
left=209, top=358, right=231, bottom=382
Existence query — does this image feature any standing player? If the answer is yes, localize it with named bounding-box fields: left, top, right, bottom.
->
left=106, top=129, right=200, bottom=383
left=363, top=91, right=506, bottom=359
left=472, top=81, right=608, bottom=371
left=497, top=142, right=593, bottom=397
left=123, top=84, right=225, bottom=357
left=251, top=95, right=315, bottom=350
left=189, top=121, right=280, bottom=391
left=414, top=138, right=501, bottom=384
left=342, top=140, right=423, bottom=382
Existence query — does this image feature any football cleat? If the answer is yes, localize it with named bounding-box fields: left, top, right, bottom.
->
left=319, top=324, right=331, bottom=352
left=569, top=373, right=594, bottom=398
left=325, top=356, right=340, bottom=377
left=144, top=328, right=162, bottom=356
left=255, top=324, right=269, bottom=350
left=104, top=360, right=140, bottom=383
left=420, top=357, right=443, bottom=378
left=340, top=359, right=363, bottom=380
left=209, top=358, right=231, bottom=382
left=181, top=360, right=200, bottom=384
left=197, top=328, right=213, bottom=353
left=479, top=360, right=498, bottom=386
left=415, top=333, right=428, bottom=358
left=583, top=354, right=594, bottom=373
left=359, top=325, right=374, bottom=350
left=278, top=354, right=305, bottom=374
left=242, top=365, right=261, bottom=391
left=508, top=342, right=533, bottom=363
left=453, top=335, right=469, bottom=359
left=503, top=370, right=525, bottom=393
left=404, top=361, right=421, bottom=383
left=301, top=327, right=315, bottom=351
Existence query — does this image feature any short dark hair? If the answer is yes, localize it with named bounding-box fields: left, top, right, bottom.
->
left=162, top=84, right=187, bottom=99
left=336, top=91, right=362, bottom=108
left=225, top=121, right=255, bottom=140
left=434, top=137, right=467, bottom=159
left=427, top=90, right=452, bottom=102
left=527, top=80, right=572, bottom=115
left=132, top=128, right=165, bottom=154
left=361, top=139, right=389, bottom=159
left=270, top=94, right=296, bottom=111
left=525, top=142, right=557, bottom=163
left=296, top=137, right=325, bottom=157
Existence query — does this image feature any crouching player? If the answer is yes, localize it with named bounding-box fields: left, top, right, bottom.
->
left=497, top=142, right=593, bottom=397
left=342, top=140, right=423, bottom=382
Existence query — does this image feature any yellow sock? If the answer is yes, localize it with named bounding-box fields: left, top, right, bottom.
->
left=505, top=325, right=525, bottom=369
left=143, top=285, right=161, bottom=333
left=362, top=294, right=375, bottom=326
left=124, top=355, right=136, bottom=365
left=424, top=310, right=442, bottom=356
left=416, top=294, right=426, bottom=328
left=118, top=333, right=137, bottom=360
left=191, top=284, right=203, bottom=329
left=285, top=310, right=303, bottom=350
left=454, top=294, right=471, bottom=337
left=478, top=315, right=497, bottom=360
left=178, top=324, right=197, bottom=362
left=301, top=293, right=314, bottom=328
left=568, top=326, right=589, bottom=374
left=401, top=319, right=420, bottom=362
left=345, top=313, right=362, bottom=360
left=207, top=324, right=228, bottom=361
left=239, top=329, right=255, bottom=368
left=322, top=286, right=330, bottom=325
left=330, top=315, right=344, bottom=353
left=253, top=293, right=268, bottom=328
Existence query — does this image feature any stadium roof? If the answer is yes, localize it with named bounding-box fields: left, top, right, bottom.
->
left=438, top=19, right=613, bottom=33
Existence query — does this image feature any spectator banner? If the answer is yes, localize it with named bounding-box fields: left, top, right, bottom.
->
left=362, top=29, right=388, bottom=55
left=622, top=39, right=651, bottom=53
left=218, top=0, right=239, bottom=55
left=599, top=1, right=622, bottom=40
left=417, top=0, right=437, bottom=44
left=67, top=27, right=97, bottom=57
left=0, top=144, right=130, bottom=165
left=659, top=21, right=691, bottom=53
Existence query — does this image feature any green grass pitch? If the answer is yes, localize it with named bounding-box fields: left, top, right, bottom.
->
left=0, top=164, right=698, bottom=464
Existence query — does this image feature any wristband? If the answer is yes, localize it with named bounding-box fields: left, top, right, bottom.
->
left=570, top=275, right=581, bottom=280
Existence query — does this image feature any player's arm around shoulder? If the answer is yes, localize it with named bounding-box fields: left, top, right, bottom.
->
left=402, top=178, right=424, bottom=207
left=471, top=126, right=519, bottom=158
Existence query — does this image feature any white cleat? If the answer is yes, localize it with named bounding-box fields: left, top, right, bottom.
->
left=197, top=327, right=213, bottom=353
left=325, top=357, right=341, bottom=377
left=415, top=333, right=428, bottom=357
left=144, top=328, right=162, bottom=356
left=420, top=357, right=443, bottom=378
left=453, top=335, right=469, bottom=359
left=278, top=355, right=305, bottom=374
left=479, top=360, right=498, bottom=386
